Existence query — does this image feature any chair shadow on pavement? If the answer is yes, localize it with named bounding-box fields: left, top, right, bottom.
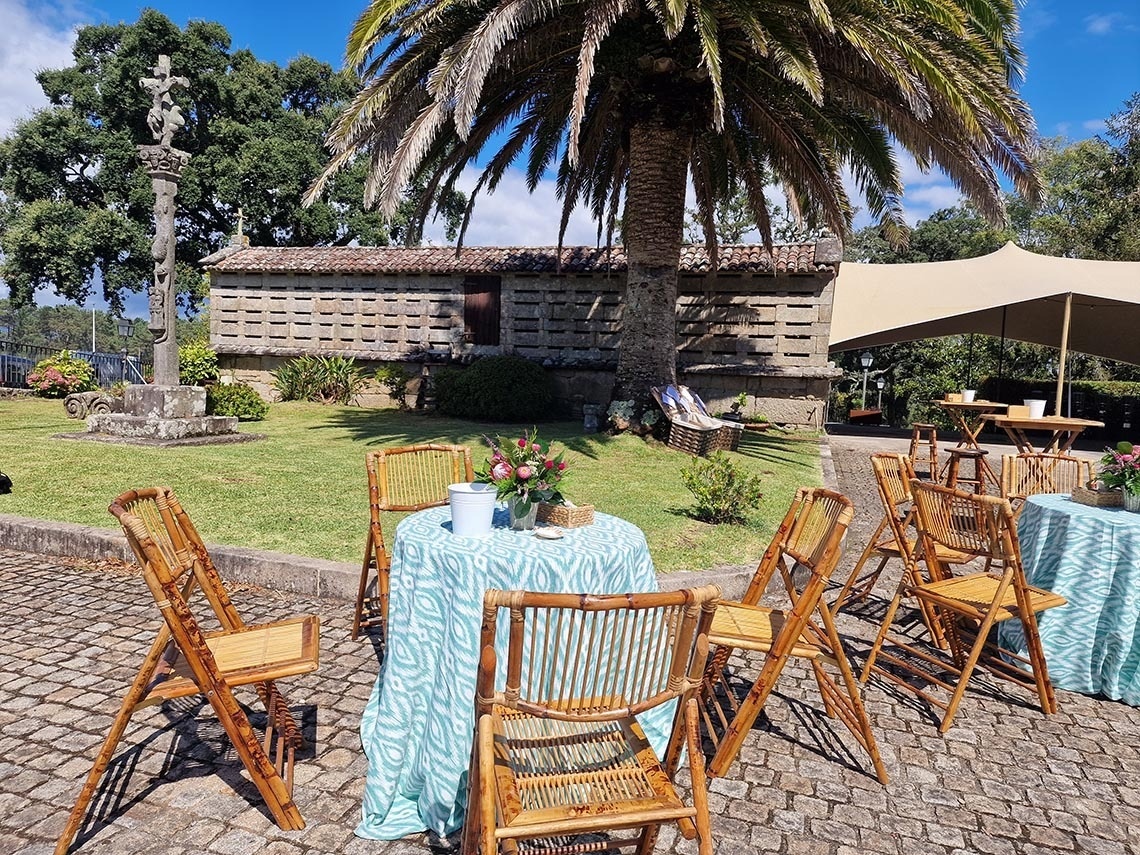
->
left=69, top=697, right=318, bottom=852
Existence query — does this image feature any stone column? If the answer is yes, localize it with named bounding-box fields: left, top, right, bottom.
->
left=138, top=144, right=189, bottom=386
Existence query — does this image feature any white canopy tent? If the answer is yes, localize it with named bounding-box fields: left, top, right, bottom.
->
left=829, top=243, right=1140, bottom=414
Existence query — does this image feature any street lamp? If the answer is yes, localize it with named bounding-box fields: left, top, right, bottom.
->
left=876, top=375, right=886, bottom=410
left=859, top=351, right=874, bottom=409
left=116, top=318, right=134, bottom=384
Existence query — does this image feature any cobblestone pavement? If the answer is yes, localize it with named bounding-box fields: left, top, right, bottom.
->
left=3, top=437, right=1138, bottom=855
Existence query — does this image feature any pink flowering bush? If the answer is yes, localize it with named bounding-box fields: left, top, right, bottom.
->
left=1099, top=441, right=1140, bottom=494
left=26, top=351, right=97, bottom=398
left=477, top=428, right=568, bottom=513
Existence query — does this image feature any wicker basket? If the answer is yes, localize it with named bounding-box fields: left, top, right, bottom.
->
left=536, top=502, right=595, bottom=528
left=714, top=423, right=743, bottom=452
left=1071, top=485, right=1124, bottom=508
left=665, top=420, right=720, bottom=457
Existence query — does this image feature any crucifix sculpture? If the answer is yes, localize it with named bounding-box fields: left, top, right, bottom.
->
left=138, top=54, right=190, bottom=386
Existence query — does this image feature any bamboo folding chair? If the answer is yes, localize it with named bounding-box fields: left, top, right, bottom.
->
left=354, top=443, right=474, bottom=640
left=462, top=586, right=720, bottom=855
left=861, top=480, right=1066, bottom=732
left=833, top=453, right=973, bottom=647
left=699, top=487, right=888, bottom=785
left=1001, top=453, right=1091, bottom=518
left=55, top=488, right=320, bottom=855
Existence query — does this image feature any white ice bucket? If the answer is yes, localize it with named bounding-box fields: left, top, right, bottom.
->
left=1024, top=398, right=1047, bottom=419
left=449, top=482, right=497, bottom=537
left=961, top=389, right=976, bottom=403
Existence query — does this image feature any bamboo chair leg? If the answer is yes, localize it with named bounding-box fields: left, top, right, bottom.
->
left=937, top=596, right=1007, bottom=733
left=461, top=717, right=483, bottom=855
left=478, top=714, right=496, bottom=855
left=1019, top=613, right=1059, bottom=715
left=707, top=655, right=785, bottom=778
left=860, top=579, right=908, bottom=684
left=634, top=823, right=661, bottom=855
left=833, top=518, right=889, bottom=611
left=352, top=529, right=374, bottom=641
left=55, top=632, right=172, bottom=855
left=684, top=699, right=713, bottom=855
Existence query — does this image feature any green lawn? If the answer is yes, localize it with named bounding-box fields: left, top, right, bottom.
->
left=0, top=398, right=820, bottom=573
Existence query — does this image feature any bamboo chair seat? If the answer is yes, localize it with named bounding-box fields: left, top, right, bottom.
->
left=709, top=602, right=823, bottom=660
left=917, top=575, right=1067, bottom=620
left=490, top=706, right=693, bottom=836
left=143, top=617, right=320, bottom=706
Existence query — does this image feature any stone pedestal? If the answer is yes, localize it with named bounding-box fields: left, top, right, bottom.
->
left=79, top=384, right=247, bottom=445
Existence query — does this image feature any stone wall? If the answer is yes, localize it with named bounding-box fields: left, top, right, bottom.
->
left=210, top=264, right=840, bottom=426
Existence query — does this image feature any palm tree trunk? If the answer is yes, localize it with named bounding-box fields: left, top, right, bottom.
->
left=613, top=119, right=691, bottom=406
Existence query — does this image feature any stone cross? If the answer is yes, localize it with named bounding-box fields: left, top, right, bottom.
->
left=138, top=54, right=190, bottom=386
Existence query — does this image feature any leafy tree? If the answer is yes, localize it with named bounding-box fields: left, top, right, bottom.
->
left=0, top=11, right=464, bottom=311
left=309, top=0, right=1039, bottom=404
left=845, top=204, right=1014, bottom=264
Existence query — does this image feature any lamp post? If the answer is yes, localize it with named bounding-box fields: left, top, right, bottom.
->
left=876, top=375, right=886, bottom=411
left=859, top=351, right=874, bottom=410
left=116, top=318, right=134, bottom=384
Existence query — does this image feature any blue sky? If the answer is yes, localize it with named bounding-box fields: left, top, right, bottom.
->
left=1, top=0, right=1138, bottom=315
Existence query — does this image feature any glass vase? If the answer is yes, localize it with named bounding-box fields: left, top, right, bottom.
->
left=507, top=496, right=538, bottom=531
left=1124, top=490, right=1140, bottom=513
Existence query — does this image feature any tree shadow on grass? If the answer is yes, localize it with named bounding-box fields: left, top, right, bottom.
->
left=317, top=407, right=618, bottom=460
left=734, top=430, right=822, bottom=468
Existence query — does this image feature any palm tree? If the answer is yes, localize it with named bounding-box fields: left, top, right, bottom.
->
left=308, top=0, right=1038, bottom=404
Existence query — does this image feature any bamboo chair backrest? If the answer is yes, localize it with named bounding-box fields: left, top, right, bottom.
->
left=910, top=479, right=1019, bottom=564
left=477, top=587, right=720, bottom=722
left=1001, top=454, right=1090, bottom=503
left=366, top=443, right=474, bottom=514
left=871, top=452, right=918, bottom=550
left=742, top=487, right=855, bottom=605
left=111, top=487, right=243, bottom=632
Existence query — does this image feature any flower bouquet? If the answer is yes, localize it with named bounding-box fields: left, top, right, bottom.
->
left=477, top=429, right=568, bottom=529
left=1098, top=441, right=1140, bottom=511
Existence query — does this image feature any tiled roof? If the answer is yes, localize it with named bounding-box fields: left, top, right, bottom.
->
left=201, top=243, right=833, bottom=275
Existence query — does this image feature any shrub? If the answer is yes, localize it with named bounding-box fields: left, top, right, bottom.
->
left=376, top=363, right=414, bottom=410
left=26, top=351, right=96, bottom=397
left=680, top=451, right=763, bottom=524
left=206, top=383, right=269, bottom=421
left=434, top=356, right=556, bottom=421
left=272, top=355, right=367, bottom=405
left=178, top=339, right=219, bottom=386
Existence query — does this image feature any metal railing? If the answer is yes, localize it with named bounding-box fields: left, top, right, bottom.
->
left=0, top=339, right=152, bottom=389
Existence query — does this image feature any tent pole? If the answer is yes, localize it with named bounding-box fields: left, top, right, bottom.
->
left=996, top=307, right=1007, bottom=402
left=1054, top=292, right=1073, bottom=417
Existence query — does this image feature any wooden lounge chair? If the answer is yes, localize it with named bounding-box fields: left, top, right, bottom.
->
left=354, top=443, right=474, bottom=640
left=861, top=481, right=1066, bottom=732
left=462, top=586, right=720, bottom=855
left=55, top=488, right=320, bottom=854
left=700, top=487, right=888, bottom=785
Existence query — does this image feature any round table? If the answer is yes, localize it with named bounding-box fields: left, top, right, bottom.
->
left=999, top=494, right=1140, bottom=706
left=356, top=505, right=665, bottom=840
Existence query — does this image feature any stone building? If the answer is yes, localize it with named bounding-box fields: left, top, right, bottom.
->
left=201, top=240, right=843, bottom=426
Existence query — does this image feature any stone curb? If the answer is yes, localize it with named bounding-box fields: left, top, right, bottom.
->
left=0, top=513, right=756, bottom=602
left=0, top=513, right=359, bottom=601
left=819, top=434, right=839, bottom=490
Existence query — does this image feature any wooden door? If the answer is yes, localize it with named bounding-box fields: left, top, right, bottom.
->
left=464, top=276, right=501, bottom=345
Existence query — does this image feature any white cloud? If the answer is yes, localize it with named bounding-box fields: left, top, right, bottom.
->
left=1083, top=119, right=1108, bottom=134
left=1018, top=4, right=1057, bottom=40
left=421, top=167, right=610, bottom=247
left=0, top=0, right=77, bottom=135
left=1085, top=13, right=1123, bottom=35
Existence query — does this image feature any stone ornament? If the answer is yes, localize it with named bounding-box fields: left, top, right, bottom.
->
left=140, top=54, right=189, bottom=147
left=64, top=391, right=123, bottom=419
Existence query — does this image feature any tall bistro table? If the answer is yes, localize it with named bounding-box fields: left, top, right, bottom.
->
left=934, top=399, right=1008, bottom=487
left=981, top=413, right=1104, bottom=454
left=999, top=494, right=1140, bottom=706
left=355, top=505, right=669, bottom=840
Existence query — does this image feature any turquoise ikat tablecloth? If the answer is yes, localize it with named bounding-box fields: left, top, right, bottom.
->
left=999, top=493, right=1140, bottom=706
left=355, top=506, right=667, bottom=840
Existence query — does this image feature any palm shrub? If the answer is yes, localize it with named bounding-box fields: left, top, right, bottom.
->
left=681, top=452, right=763, bottom=524
left=207, top=383, right=269, bottom=421
left=309, top=0, right=1039, bottom=406
left=272, top=355, right=367, bottom=405
left=26, top=351, right=96, bottom=397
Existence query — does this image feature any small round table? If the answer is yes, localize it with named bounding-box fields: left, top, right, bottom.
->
left=356, top=506, right=666, bottom=840
left=999, top=494, right=1140, bottom=706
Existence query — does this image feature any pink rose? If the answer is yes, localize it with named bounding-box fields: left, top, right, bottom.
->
left=516, top=465, right=533, bottom=480
left=532, top=442, right=542, bottom=452
left=543, top=459, right=554, bottom=469
left=491, top=462, right=512, bottom=480
left=518, top=438, right=527, bottom=448
left=557, top=461, right=567, bottom=471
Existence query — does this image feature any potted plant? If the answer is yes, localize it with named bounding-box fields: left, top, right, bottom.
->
left=1098, top=441, right=1140, bottom=512
left=477, top=429, right=569, bottom=530
left=721, top=391, right=748, bottom=423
